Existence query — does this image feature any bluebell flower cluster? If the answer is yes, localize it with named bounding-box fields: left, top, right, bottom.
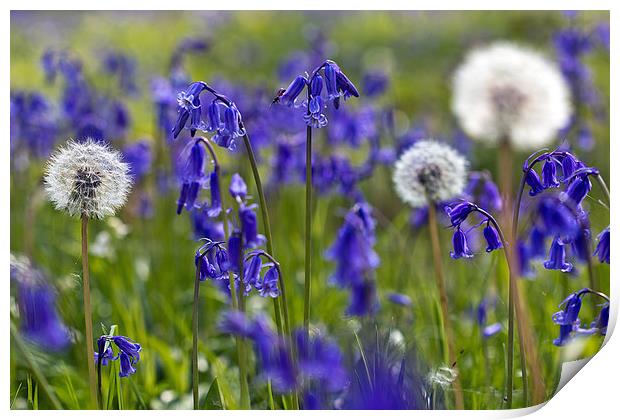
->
left=552, top=288, right=609, bottom=346
left=218, top=311, right=348, bottom=394
left=95, top=334, right=142, bottom=377
left=593, top=226, right=610, bottom=264
left=171, top=81, right=246, bottom=150
left=517, top=149, right=608, bottom=276
left=274, top=59, right=359, bottom=128
left=102, top=50, right=138, bottom=95
left=325, top=202, right=380, bottom=316
left=11, top=256, right=71, bottom=352
left=10, top=91, right=59, bottom=163
left=444, top=201, right=503, bottom=260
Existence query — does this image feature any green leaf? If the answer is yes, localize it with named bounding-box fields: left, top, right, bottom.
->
left=202, top=377, right=225, bottom=410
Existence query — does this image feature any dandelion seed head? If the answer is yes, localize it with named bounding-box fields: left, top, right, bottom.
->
left=452, top=41, right=571, bottom=150
left=392, top=140, right=468, bottom=208
left=44, top=139, right=132, bottom=219
left=427, top=366, right=458, bottom=389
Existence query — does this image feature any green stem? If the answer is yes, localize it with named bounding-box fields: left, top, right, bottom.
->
left=303, top=125, right=312, bottom=336
left=81, top=216, right=98, bottom=409
left=240, top=132, right=289, bottom=340
left=594, top=174, right=611, bottom=206
left=191, top=259, right=201, bottom=409
left=427, top=202, right=464, bottom=409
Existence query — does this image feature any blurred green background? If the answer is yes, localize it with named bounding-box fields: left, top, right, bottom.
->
left=10, top=10, right=609, bottom=410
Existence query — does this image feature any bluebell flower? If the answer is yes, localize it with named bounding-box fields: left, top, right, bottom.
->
left=593, top=226, right=610, bottom=264
left=483, top=223, right=502, bottom=252
left=95, top=334, right=142, bottom=377
left=565, top=174, right=592, bottom=206
left=191, top=208, right=224, bottom=241
left=119, top=351, right=137, bottom=377
left=217, top=310, right=253, bottom=338
left=347, top=280, right=379, bottom=316
left=387, top=292, right=412, bottom=307
left=243, top=255, right=263, bottom=290
left=122, top=140, right=152, bottom=183
left=295, top=330, right=348, bottom=392
left=213, top=102, right=245, bottom=149
left=542, top=158, right=560, bottom=189
left=11, top=257, right=71, bottom=352
left=229, top=173, right=247, bottom=201
left=279, top=75, right=307, bottom=107
left=173, top=81, right=206, bottom=138
left=537, top=197, right=578, bottom=238
left=561, top=153, right=580, bottom=182
left=304, top=74, right=328, bottom=128
left=517, top=240, right=536, bottom=278
left=445, top=202, right=476, bottom=227
left=258, top=266, right=280, bottom=298
left=239, top=204, right=265, bottom=248
left=552, top=291, right=583, bottom=346
left=450, top=227, right=474, bottom=259
left=205, top=101, right=222, bottom=131
left=593, top=303, right=610, bottom=335
left=525, top=168, right=545, bottom=196
left=176, top=140, right=207, bottom=214
left=544, top=237, right=573, bottom=272
left=206, top=171, right=222, bottom=217
left=480, top=178, right=503, bottom=212
left=227, top=230, right=242, bottom=273
left=102, top=51, right=138, bottom=95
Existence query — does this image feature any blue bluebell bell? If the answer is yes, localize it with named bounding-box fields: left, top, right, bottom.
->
left=295, top=329, right=348, bottom=392
left=445, top=202, right=476, bottom=227
left=119, top=352, right=137, bottom=377
left=480, top=178, right=503, bottom=212
left=229, top=173, right=247, bottom=201
left=565, top=174, right=592, bottom=206
left=517, top=240, right=536, bottom=278
left=176, top=140, right=207, bottom=214
left=173, top=81, right=206, bottom=138
left=95, top=337, right=116, bottom=366
left=205, top=101, right=222, bottom=131
left=227, top=230, right=242, bottom=273
left=593, top=226, right=610, bottom=264
left=213, top=102, right=245, bottom=149
left=279, top=75, right=307, bottom=107
left=206, top=171, right=222, bottom=217
left=191, top=209, right=224, bottom=241
left=450, top=227, right=474, bottom=259
left=217, top=310, right=253, bottom=338
left=483, top=223, right=502, bottom=252
left=525, top=168, right=545, bottom=196
left=561, top=153, right=580, bottom=182
left=537, top=198, right=578, bottom=238
left=239, top=204, right=264, bottom=248
left=347, top=280, right=379, bottom=316
left=544, top=237, right=573, bottom=272
left=593, top=303, right=610, bottom=335
left=529, top=225, right=547, bottom=258
left=542, top=158, right=560, bottom=189
left=552, top=291, right=583, bottom=346
left=258, top=266, right=280, bottom=298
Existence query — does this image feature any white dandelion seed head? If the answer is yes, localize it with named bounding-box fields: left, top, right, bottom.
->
left=44, top=139, right=132, bottom=219
left=452, top=41, right=572, bottom=151
left=392, top=140, right=469, bottom=208
left=427, top=366, right=459, bottom=389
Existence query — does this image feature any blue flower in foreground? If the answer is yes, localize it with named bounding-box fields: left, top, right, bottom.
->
left=543, top=236, right=573, bottom=272
left=95, top=334, right=142, bottom=377
left=11, top=256, right=71, bottom=352
left=593, top=226, right=610, bottom=264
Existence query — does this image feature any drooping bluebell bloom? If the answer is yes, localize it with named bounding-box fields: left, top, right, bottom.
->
left=122, top=140, right=152, bottom=183
left=213, top=102, right=245, bottom=149
left=206, top=171, right=222, bottom=217
left=544, top=237, right=573, bottom=272
left=593, top=226, right=610, bottom=264
left=445, top=202, right=476, bottom=228
left=347, top=280, right=379, bottom=316
left=10, top=91, right=60, bottom=160
left=95, top=334, right=142, bottom=377
left=173, top=81, right=206, bottom=138
left=542, top=158, right=560, bottom=189
left=525, top=168, right=546, bottom=196
left=176, top=140, right=207, bottom=214
left=480, top=178, right=503, bottom=212
left=483, top=223, right=502, bottom=252
left=258, top=266, right=280, bottom=298
left=227, top=230, right=242, bottom=273
left=229, top=172, right=247, bottom=201
left=552, top=291, right=583, bottom=346
left=304, top=74, right=328, bottom=128
left=279, top=75, right=307, bottom=107
left=388, top=292, right=412, bottom=307
left=243, top=254, right=263, bottom=290
left=191, top=208, right=224, bottom=241
left=565, top=174, right=592, bottom=206
left=450, top=227, right=474, bottom=259
left=239, top=204, right=265, bottom=248
left=593, top=303, right=610, bottom=335
left=561, top=153, right=580, bottom=182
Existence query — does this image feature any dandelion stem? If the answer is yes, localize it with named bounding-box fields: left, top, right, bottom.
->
left=427, top=202, right=464, bottom=409
left=303, top=125, right=313, bottom=340
left=191, top=259, right=201, bottom=409
left=81, top=215, right=98, bottom=409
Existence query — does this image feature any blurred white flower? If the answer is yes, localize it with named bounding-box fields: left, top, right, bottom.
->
left=44, top=139, right=132, bottom=219
left=427, top=365, right=459, bottom=389
left=452, top=41, right=571, bottom=150
left=393, top=140, right=468, bottom=208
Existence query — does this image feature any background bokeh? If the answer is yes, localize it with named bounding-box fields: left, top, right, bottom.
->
left=10, top=10, right=610, bottom=410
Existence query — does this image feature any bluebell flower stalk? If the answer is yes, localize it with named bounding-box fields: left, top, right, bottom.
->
left=274, top=59, right=359, bottom=344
